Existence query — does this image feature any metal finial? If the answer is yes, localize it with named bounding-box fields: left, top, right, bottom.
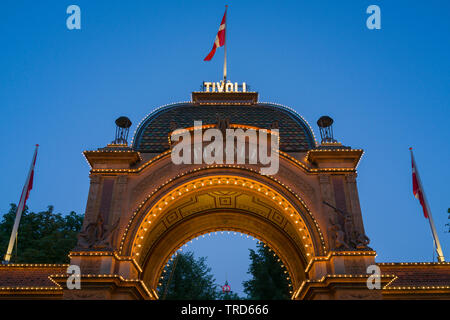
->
left=113, top=116, right=132, bottom=145
left=317, top=116, right=336, bottom=143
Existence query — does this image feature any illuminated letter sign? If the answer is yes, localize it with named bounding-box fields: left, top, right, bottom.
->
left=203, top=81, right=247, bottom=93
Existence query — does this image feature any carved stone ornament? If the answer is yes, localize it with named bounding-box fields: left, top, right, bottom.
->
left=76, top=214, right=120, bottom=250
left=328, top=215, right=371, bottom=251
left=328, top=218, right=350, bottom=249
left=352, top=230, right=371, bottom=250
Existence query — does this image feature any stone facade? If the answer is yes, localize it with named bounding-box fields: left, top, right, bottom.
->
left=1, top=91, right=449, bottom=300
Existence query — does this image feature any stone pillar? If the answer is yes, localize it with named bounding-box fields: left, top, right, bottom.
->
left=76, top=146, right=140, bottom=251
left=64, top=145, right=145, bottom=299
left=318, top=174, right=336, bottom=252
left=305, top=146, right=375, bottom=297
left=307, top=147, right=371, bottom=252
left=345, top=173, right=366, bottom=236
left=82, top=175, right=102, bottom=230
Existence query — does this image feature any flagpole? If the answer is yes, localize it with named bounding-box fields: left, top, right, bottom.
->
left=3, top=145, right=39, bottom=264
left=223, top=5, right=228, bottom=82
left=422, top=178, right=445, bottom=262
left=410, top=148, right=445, bottom=262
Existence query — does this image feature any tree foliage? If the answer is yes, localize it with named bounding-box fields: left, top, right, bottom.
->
left=158, top=251, right=219, bottom=300
left=243, top=242, right=290, bottom=300
left=0, top=204, right=83, bottom=263
left=446, top=208, right=450, bottom=233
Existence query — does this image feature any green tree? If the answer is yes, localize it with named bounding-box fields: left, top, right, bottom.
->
left=0, top=204, right=83, bottom=263
left=158, top=251, right=218, bottom=300
left=243, top=242, right=290, bottom=300
left=446, top=208, right=450, bottom=233
left=216, top=291, right=242, bottom=300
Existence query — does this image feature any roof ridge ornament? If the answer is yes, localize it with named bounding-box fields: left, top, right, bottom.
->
left=317, top=116, right=339, bottom=145
left=113, top=116, right=132, bottom=145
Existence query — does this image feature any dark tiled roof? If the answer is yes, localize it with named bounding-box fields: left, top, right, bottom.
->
left=132, top=103, right=316, bottom=153
left=379, top=263, right=450, bottom=287
left=0, top=265, right=67, bottom=288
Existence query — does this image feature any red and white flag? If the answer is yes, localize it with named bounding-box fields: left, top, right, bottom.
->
left=3, top=144, right=39, bottom=263
left=204, top=7, right=227, bottom=61
left=23, top=145, right=38, bottom=206
left=409, top=147, right=445, bottom=261
left=410, top=147, right=428, bottom=218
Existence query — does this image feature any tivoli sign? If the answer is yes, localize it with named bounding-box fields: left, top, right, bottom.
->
left=203, top=81, right=247, bottom=93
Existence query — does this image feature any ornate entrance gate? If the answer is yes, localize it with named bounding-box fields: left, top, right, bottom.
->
left=57, top=91, right=387, bottom=300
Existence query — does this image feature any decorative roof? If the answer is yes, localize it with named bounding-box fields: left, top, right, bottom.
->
left=379, top=263, right=450, bottom=288
left=0, top=264, right=67, bottom=290
left=132, top=102, right=317, bottom=153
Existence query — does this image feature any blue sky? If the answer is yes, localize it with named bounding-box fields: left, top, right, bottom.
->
left=0, top=1, right=449, bottom=295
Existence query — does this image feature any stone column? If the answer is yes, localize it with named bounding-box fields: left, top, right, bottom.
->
left=82, top=175, right=102, bottom=228
left=345, top=173, right=365, bottom=235
left=109, top=175, right=129, bottom=250
left=318, top=174, right=336, bottom=254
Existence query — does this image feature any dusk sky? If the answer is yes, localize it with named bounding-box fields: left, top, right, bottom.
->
left=1, top=1, right=449, bottom=295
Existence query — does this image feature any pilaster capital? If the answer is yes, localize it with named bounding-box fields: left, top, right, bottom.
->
left=318, top=174, right=331, bottom=184
left=345, top=173, right=357, bottom=183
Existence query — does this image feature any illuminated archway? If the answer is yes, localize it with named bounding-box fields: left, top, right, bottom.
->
left=119, top=174, right=327, bottom=297
left=157, top=230, right=296, bottom=298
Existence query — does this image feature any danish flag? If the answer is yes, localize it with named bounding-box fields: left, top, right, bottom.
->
left=410, top=148, right=428, bottom=218
left=4, top=144, right=39, bottom=263
left=204, top=7, right=227, bottom=61
left=409, top=148, right=445, bottom=262
left=23, top=145, right=38, bottom=206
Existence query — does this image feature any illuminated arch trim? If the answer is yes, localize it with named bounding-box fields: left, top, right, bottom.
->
left=131, top=175, right=315, bottom=259
left=88, top=150, right=359, bottom=175
left=118, top=168, right=327, bottom=259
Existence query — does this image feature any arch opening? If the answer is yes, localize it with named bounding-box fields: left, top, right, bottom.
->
left=142, top=210, right=305, bottom=297
left=157, top=231, right=295, bottom=299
